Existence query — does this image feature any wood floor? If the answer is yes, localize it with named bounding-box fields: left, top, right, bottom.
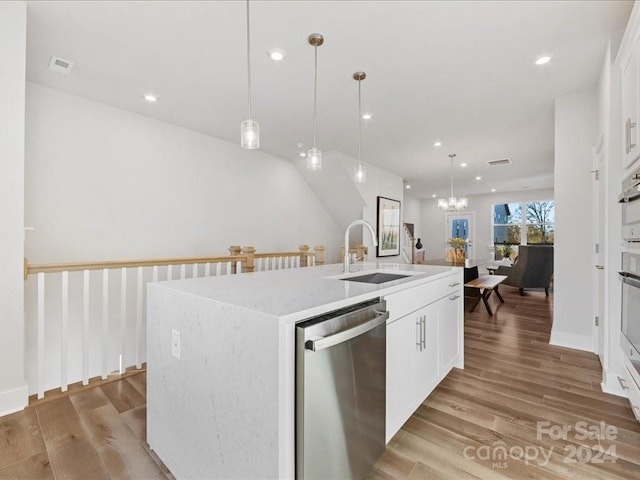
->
left=368, top=286, right=640, bottom=480
left=1, top=286, right=639, bottom=479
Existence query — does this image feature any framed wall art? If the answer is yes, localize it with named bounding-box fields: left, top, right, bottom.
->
left=376, top=196, right=401, bottom=257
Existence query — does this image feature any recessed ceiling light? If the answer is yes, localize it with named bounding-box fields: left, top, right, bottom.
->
left=268, top=48, right=286, bottom=61
left=491, top=188, right=496, bottom=192
left=144, top=94, right=157, bottom=103
left=405, top=184, right=411, bottom=190
left=362, top=113, right=372, bottom=120
left=433, top=141, right=442, bottom=148
left=299, top=152, right=307, bottom=157
left=431, top=194, right=437, bottom=198
left=475, top=176, right=482, bottom=180
left=535, top=55, right=551, bottom=66
left=460, top=163, right=467, bottom=168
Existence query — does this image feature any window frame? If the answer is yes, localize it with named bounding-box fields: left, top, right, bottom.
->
left=491, top=199, right=554, bottom=246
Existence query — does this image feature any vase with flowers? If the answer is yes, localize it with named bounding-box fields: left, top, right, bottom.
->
left=446, top=237, right=469, bottom=265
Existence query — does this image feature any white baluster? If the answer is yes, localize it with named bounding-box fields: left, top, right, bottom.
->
left=236, top=261, right=242, bottom=274
left=216, top=262, right=222, bottom=276
left=192, top=264, right=198, bottom=278
left=278, top=257, right=283, bottom=270
left=136, top=266, right=143, bottom=369
left=120, top=268, right=127, bottom=374
left=295, top=256, right=300, bottom=268
left=37, top=273, right=45, bottom=399
left=152, top=265, right=158, bottom=282
left=102, top=269, right=109, bottom=379
left=82, top=270, right=90, bottom=386
left=205, top=263, right=211, bottom=277
left=61, top=271, right=69, bottom=392
left=225, top=262, right=232, bottom=275
left=310, top=255, right=316, bottom=266
left=180, top=264, right=186, bottom=279
left=167, top=264, right=173, bottom=280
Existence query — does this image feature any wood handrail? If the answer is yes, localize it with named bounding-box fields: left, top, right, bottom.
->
left=254, top=251, right=311, bottom=258
left=25, top=255, right=247, bottom=276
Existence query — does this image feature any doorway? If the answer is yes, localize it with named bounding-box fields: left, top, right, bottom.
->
left=445, top=212, right=475, bottom=259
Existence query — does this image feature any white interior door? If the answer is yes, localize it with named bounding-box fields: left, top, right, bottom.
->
left=593, top=140, right=606, bottom=359
left=445, top=212, right=475, bottom=258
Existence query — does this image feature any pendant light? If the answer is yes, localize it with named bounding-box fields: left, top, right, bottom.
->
left=438, top=154, right=468, bottom=211
left=353, top=71, right=367, bottom=183
left=307, top=33, right=324, bottom=170
left=240, top=0, right=259, bottom=149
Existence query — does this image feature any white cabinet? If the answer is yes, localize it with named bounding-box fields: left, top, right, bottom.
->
left=438, top=291, right=462, bottom=371
left=621, top=42, right=639, bottom=169
left=385, top=273, right=463, bottom=442
left=414, top=303, right=440, bottom=407
left=386, top=311, right=417, bottom=439
left=621, top=357, right=640, bottom=422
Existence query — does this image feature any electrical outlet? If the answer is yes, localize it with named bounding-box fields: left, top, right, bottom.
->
left=171, top=329, right=181, bottom=360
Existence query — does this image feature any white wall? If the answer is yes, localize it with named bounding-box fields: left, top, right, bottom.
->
left=23, top=83, right=345, bottom=395
left=403, top=193, right=422, bottom=241
left=25, top=83, right=342, bottom=263
left=420, top=188, right=554, bottom=260
left=0, top=2, right=28, bottom=415
left=551, top=88, right=598, bottom=352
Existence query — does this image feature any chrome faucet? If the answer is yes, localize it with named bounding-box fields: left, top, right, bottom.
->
left=344, top=219, right=378, bottom=273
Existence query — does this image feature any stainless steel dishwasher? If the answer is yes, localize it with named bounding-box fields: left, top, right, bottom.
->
left=296, top=298, right=388, bottom=480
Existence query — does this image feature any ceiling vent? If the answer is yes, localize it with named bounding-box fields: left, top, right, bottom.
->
left=487, top=158, right=512, bottom=166
left=48, top=56, right=74, bottom=75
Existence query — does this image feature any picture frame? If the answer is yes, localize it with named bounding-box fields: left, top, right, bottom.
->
left=376, top=196, right=401, bottom=257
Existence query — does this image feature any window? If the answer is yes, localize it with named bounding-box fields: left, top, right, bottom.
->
left=492, top=200, right=554, bottom=259
left=492, top=202, right=521, bottom=245
left=526, top=201, right=555, bottom=245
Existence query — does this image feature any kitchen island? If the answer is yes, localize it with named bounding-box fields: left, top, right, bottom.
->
left=147, top=262, right=463, bottom=479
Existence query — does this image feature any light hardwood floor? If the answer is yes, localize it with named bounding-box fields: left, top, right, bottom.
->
left=1, top=286, right=639, bottom=479
left=368, top=286, right=640, bottom=480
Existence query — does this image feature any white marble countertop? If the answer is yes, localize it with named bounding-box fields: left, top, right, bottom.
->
left=152, top=262, right=458, bottom=323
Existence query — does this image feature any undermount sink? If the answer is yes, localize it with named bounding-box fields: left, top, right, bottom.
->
left=339, top=272, right=411, bottom=284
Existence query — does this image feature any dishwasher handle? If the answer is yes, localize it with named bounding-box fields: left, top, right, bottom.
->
left=305, top=310, right=389, bottom=352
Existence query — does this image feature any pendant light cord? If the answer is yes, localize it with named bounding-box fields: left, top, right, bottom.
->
left=357, top=79, right=362, bottom=164
left=450, top=156, right=454, bottom=198
left=246, top=0, right=252, bottom=119
left=312, top=45, right=318, bottom=148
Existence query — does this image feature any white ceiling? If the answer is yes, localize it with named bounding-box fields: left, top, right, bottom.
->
left=25, top=1, right=633, bottom=198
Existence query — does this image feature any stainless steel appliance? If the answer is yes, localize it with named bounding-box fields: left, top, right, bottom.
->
left=620, top=253, right=640, bottom=377
left=620, top=165, right=640, bottom=241
left=296, top=298, right=388, bottom=480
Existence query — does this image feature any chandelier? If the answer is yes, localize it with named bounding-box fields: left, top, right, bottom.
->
left=438, top=153, right=467, bottom=211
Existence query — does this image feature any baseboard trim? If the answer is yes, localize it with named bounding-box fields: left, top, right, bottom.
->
left=0, top=383, right=28, bottom=416
left=549, top=330, right=593, bottom=353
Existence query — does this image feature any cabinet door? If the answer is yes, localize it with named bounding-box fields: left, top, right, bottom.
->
left=622, top=44, right=638, bottom=169
left=385, top=314, right=416, bottom=442
left=414, top=304, right=439, bottom=404
left=438, top=292, right=462, bottom=374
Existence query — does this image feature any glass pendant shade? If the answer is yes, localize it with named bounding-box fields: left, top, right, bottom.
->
left=241, top=119, right=260, bottom=149
left=354, top=163, right=366, bottom=183
left=307, top=147, right=322, bottom=170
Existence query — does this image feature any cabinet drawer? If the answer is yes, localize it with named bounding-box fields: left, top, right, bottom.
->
left=385, top=272, right=461, bottom=322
